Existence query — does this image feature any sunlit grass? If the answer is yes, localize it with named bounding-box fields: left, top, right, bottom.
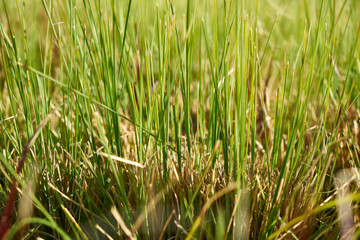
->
left=1, top=0, right=360, bottom=239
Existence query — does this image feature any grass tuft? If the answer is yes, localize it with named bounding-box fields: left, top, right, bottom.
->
left=1, top=0, right=360, bottom=239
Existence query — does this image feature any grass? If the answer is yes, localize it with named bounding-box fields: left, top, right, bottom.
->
left=0, top=0, right=360, bottom=239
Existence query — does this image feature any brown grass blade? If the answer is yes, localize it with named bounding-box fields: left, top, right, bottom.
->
left=0, top=108, right=56, bottom=239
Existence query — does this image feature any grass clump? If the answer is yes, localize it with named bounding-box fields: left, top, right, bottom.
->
left=1, top=0, right=360, bottom=239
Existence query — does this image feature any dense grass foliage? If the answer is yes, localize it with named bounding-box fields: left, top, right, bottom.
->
left=1, top=0, right=360, bottom=239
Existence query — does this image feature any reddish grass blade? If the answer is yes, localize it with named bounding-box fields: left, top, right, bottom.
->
left=0, top=109, right=56, bottom=238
